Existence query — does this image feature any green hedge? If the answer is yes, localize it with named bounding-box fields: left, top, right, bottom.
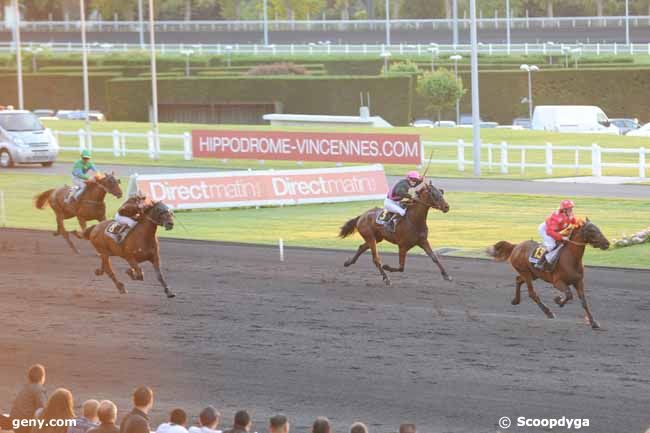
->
left=107, top=75, right=413, bottom=126
left=412, top=67, right=650, bottom=123
left=0, top=73, right=120, bottom=113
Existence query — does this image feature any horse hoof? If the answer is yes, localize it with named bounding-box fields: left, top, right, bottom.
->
left=117, top=283, right=127, bottom=294
left=443, top=274, right=453, bottom=282
left=547, top=312, right=556, bottom=319
left=343, top=260, right=351, bottom=267
left=511, top=298, right=520, bottom=305
left=554, top=296, right=563, bottom=306
left=383, top=278, right=391, bottom=286
left=94, top=268, right=103, bottom=276
left=591, top=321, right=601, bottom=330
left=167, top=292, right=176, bottom=299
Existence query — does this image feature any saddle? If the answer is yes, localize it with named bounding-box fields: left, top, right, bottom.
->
left=529, top=243, right=563, bottom=271
left=375, top=209, right=396, bottom=225
left=105, top=221, right=135, bottom=244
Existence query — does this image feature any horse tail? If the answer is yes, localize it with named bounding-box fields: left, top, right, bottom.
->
left=339, top=216, right=360, bottom=238
left=82, top=225, right=96, bottom=240
left=486, top=241, right=516, bottom=262
left=34, top=189, right=54, bottom=210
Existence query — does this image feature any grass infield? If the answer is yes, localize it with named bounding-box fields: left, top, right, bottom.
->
left=2, top=172, right=648, bottom=269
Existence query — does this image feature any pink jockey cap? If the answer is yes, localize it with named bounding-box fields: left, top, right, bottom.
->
left=407, top=170, right=421, bottom=180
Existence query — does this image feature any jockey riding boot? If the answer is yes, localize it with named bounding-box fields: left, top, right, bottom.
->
left=534, top=255, right=547, bottom=270
left=387, top=215, right=401, bottom=233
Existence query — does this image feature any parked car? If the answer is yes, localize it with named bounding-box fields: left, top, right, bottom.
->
left=33, top=109, right=55, bottom=118
left=512, top=117, right=532, bottom=129
left=532, top=105, right=619, bottom=135
left=459, top=113, right=483, bottom=125
left=626, top=122, right=650, bottom=137
left=0, top=109, right=59, bottom=168
left=433, top=120, right=456, bottom=128
left=610, top=118, right=640, bottom=135
left=56, top=110, right=105, bottom=121
left=411, top=119, right=435, bottom=128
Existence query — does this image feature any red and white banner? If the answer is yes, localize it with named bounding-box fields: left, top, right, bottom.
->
left=192, top=130, right=421, bottom=165
left=128, top=165, right=389, bottom=210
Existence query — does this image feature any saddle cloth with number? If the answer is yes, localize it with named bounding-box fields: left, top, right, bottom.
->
left=105, top=221, right=135, bottom=244
left=529, top=245, right=547, bottom=264
left=376, top=209, right=395, bottom=225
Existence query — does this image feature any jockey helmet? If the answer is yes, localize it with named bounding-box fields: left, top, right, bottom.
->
left=406, top=171, right=422, bottom=181
left=81, top=149, right=92, bottom=159
left=560, top=199, right=575, bottom=210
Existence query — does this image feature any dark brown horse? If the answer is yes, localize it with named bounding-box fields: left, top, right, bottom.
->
left=487, top=219, right=610, bottom=329
left=34, top=173, right=123, bottom=253
left=83, top=201, right=176, bottom=298
left=339, top=181, right=452, bottom=285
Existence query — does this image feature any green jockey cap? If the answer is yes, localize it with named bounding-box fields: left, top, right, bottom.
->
left=81, top=149, right=92, bottom=159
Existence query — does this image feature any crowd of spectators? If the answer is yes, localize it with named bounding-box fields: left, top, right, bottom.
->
left=1, top=365, right=417, bottom=433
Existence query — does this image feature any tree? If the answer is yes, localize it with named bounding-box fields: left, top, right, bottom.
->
left=399, top=0, right=445, bottom=19
left=417, top=69, right=465, bottom=121
left=268, top=0, right=326, bottom=19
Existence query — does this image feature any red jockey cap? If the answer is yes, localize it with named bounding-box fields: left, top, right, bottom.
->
left=560, top=199, right=575, bottom=210
left=407, top=170, right=421, bottom=180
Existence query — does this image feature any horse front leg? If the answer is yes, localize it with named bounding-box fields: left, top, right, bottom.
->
left=524, top=276, right=555, bottom=319
left=101, top=255, right=126, bottom=294
left=125, top=258, right=144, bottom=281
left=150, top=253, right=176, bottom=298
left=419, top=239, right=452, bottom=281
left=512, top=275, right=524, bottom=305
left=575, top=279, right=600, bottom=329
left=552, top=280, right=574, bottom=307
left=74, top=217, right=87, bottom=239
left=383, top=245, right=408, bottom=273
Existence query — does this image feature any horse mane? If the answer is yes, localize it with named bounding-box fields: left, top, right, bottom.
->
left=94, top=172, right=106, bottom=180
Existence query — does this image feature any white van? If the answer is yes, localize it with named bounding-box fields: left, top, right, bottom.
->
left=0, top=109, right=59, bottom=168
left=531, top=105, right=619, bottom=135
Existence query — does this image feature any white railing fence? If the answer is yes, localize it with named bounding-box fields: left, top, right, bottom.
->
left=423, top=140, right=649, bottom=178
left=4, top=41, right=650, bottom=56
left=56, top=130, right=650, bottom=178
left=2, top=16, right=650, bottom=33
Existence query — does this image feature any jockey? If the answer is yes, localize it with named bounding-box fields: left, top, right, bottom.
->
left=535, top=199, right=578, bottom=270
left=383, top=170, right=423, bottom=232
left=67, top=150, right=98, bottom=203
left=114, top=191, right=149, bottom=231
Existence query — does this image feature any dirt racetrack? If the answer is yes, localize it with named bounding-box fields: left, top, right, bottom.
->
left=0, top=228, right=648, bottom=433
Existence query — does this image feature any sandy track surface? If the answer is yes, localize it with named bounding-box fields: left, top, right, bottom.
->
left=0, top=228, right=648, bottom=433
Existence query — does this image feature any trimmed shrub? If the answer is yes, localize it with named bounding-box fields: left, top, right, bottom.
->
left=106, top=75, right=414, bottom=126
left=246, top=63, right=309, bottom=76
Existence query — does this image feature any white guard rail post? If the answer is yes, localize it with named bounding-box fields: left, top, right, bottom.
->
left=457, top=139, right=465, bottom=172
left=545, top=142, right=553, bottom=175
left=112, top=130, right=120, bottom=157
left=183, top=132, right=192, bottom=160
left=639, top=148, right=646, bottom=178
left=500, top=141, right=508, bottom=174
left=591, top=143, right=602, bottom=177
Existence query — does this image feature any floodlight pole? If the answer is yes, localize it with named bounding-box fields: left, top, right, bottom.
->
left=470, top=0, right=481, bottom=176
left=12, top=0, right=23, bottom=109
left=80, top=0, right=91, bottom=147
left=148, top=0, right=159, bottom=157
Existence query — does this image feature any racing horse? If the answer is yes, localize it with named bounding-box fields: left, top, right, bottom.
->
left=487, top=219, right=609, bottom=329
left=34, top=173, right=123, bottom=254
left=83, top=200, right=177, bottom=298
left=338, top=180, right=451, bottom=285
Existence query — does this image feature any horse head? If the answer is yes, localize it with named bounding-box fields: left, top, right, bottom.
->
left=574, top=218, right=610, bottom=250
left=417, top=180, right=450, bottom=213
left=97, top=172, right=123, bottom=199
left=146, top=201, right=175, bottom=231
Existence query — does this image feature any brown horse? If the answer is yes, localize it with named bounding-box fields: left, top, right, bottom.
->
left=339, top=181, right=452, bottom=285
left=487, top=219, right=610, bottom=329
left=83, top=200, right=176, bottom=298
left=34, top=173, right=123, bottom=253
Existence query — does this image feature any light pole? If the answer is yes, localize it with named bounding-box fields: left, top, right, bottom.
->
left=450, top=54, right=462, bottom=124
left=428, top=44, right=439, bottom=71
left=138, top=0, right=144, bottom=49
left=384, top=0, right=391, bottom=47
left=571, top=47, right=582, bottom=69
left=148, top=0, right=160, bottom=157
left=12, top=0, right=23, bottom=109
left=561, top=45, right=570, bottom=68
left=505, top=0, right=511, bottom=52
left=263, top=0, right=269, bottom=46
left=520, top=64, right=538, bottom=121
left=380, top=51, right=391, bottom=75
left=625, top=0, right=630, bottom=45
left=180, top=49, right=194, bottom=76
left=225, top=45, right=233, bottom=67
left=80, top=0, right=91, bottom=147
left=452, top=0, right=458, bottom=47
left=469, top=0, right=481, bottom=176
left=25, top=46, right=42, bottom=72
